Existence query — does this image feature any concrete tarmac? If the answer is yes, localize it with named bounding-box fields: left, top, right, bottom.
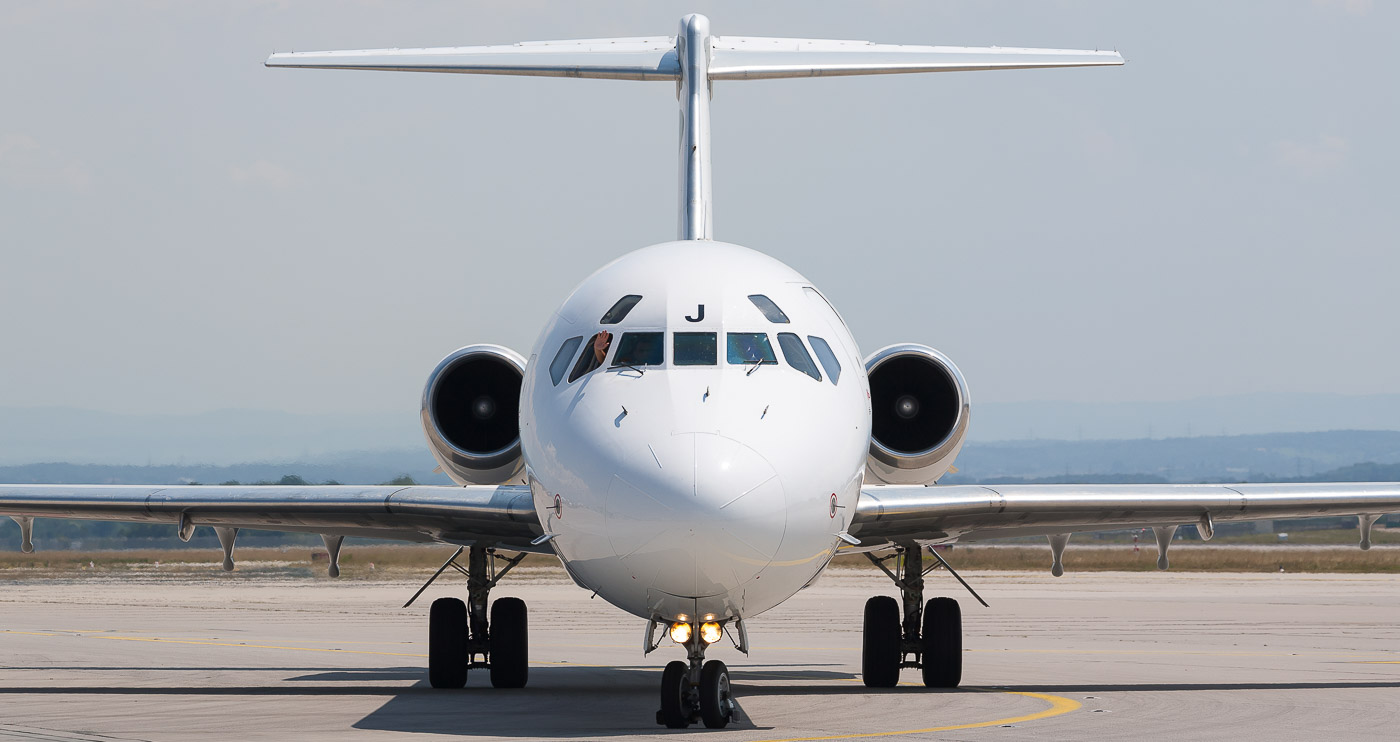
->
left=1, top=567, right=1398, bottom=741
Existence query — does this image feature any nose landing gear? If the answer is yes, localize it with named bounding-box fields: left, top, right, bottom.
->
left=654, top=624, right=740, bottom=728
left=862, top=543, right=971, bottom=688
left=658, top=657, right=736, bottom=728
left=411, top=544, right=529, bottom=689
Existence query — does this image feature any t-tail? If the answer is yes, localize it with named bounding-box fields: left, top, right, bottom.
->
left=267, top=13, right=1123, bottom=242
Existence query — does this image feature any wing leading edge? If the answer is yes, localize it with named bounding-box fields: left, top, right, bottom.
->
left=0, top=484, right=545, bottom=552
left=850, top=482, right=1400, bottom=547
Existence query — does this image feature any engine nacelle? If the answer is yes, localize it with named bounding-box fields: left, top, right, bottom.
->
left=864, top=344, right=971, bottom=485
left=421, top=344, right=526, bottom=485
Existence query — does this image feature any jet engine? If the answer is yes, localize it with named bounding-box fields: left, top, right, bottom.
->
left=420, top=344, right=527, bottom=485
left=864, top=344, right=971, bottom=485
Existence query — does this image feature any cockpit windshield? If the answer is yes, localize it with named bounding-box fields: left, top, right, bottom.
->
left=674, top=332, right=717, bottom=365
left=777, top=333, right=821, bottom=381
left=610, top=332, right=664, bottom=367
left=726, top=333, right=777, bottom=365
left=808, top=335, right=842, bottom=384
left=549, top=336, right=583, bottom=385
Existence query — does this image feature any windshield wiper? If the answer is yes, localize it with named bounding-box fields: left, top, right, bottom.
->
left=746, top=359, right=765, bottom=376
left=612, top=362, right=646, bottom=376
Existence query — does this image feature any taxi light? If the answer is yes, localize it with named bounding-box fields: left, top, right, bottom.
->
left=669, top=622, right=692, bottom=644
left=700, top=621, right=723, bottom=645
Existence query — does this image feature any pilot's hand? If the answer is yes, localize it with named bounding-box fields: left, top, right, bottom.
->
left=593, top=331, right=612, bottom=363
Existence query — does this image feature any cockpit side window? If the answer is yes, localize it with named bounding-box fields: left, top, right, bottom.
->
left=747, top=294, right=790, bottom=323
left=610, top=332, right=664, bottom=367
left=808, top=335, right=842, bottom=384
left=777, top=333, right=821, bottom=381
left=568, top=331, right=613, bottom=383
left=674, top=332, right=717, bottom=365
left=549, top=336, right=584, bottom=386
left=600, top=295, right=643, bottom=324
left=726, top=333, right=777, bottom=365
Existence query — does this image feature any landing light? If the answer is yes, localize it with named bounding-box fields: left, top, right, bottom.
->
left=700, top=621, right=723, bottom=644
left=669, top=622, right=692, bottom=644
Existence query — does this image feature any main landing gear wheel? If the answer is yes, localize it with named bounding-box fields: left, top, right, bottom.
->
left=921, top=597, right=962, bottom=688
left=699, top=659, right=735, bottom=728
left=428, top=597, right=468, bottom=689
left=489, top=596, right=529, bottom=688
left=658, top=660, right=691, bottom=728
left=862, top=595, right=901, bottom=688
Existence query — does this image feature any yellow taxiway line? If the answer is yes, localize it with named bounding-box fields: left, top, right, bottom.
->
left=746, top=690, right=1080, bottom=742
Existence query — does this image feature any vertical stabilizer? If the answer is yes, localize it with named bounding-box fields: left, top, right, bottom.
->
left=267, top=15, right=1123, bottom=243
left=677, top=14, right=713, bottom=241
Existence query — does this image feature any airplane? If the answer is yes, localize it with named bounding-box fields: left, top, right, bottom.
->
left=3, top=13, right=1398, bottom=731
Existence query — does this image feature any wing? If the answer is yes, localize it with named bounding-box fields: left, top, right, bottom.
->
left=850, top=482, right=1400, bottom=547
left=0, top=484, right=545, bottom=552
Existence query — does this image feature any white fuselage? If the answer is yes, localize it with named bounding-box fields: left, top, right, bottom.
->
left=520, top=241, right=871, bottom=623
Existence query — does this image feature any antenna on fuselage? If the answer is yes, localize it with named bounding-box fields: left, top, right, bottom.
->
left=266, top=14, right=1123, bottom=243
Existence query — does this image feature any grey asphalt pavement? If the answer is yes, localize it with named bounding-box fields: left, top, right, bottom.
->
left=2, top=567, right=1397, bottom=741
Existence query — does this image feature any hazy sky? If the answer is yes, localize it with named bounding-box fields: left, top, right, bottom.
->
left=2, top=1, right=1396, bottom=417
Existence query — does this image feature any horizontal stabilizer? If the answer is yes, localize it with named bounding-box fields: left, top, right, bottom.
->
left=266, top=37, right=680, bottom=81
left=709, top=36, right=1123, bottom=80
left=266, top=34, right=1121, bottom=83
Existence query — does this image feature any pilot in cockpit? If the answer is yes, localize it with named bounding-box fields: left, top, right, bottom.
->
left=568, top=330, right=612, bottom=383
left=591, top=331, right=613, bottom=366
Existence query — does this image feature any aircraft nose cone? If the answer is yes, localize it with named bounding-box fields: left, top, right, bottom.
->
left=605, top=432, right=787, bottom=597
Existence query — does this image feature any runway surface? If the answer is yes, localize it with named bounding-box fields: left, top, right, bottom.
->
left=2, top=567, right=1398, bottom=741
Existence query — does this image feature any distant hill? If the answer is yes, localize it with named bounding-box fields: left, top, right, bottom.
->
left=3, top=394, right=1398, bottom=465
left=0, top=450, right=450, bottom=487
left=945, top=430, right=1400, bottom=483
left=3, top=431, right=1398, bottom=487
left=973, top=393, right=1400, bottom=441
left=957, top=461, right=1400, bottom=486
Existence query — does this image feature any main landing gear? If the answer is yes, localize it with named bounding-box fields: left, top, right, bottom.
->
left=407, top=544, right=529, bottom=689
left=862, top=543, right=974, bottom=688
left=651, top=619, right=741, bottom=729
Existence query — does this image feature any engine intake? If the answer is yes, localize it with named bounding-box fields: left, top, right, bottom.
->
left=421, top=344, right=526, bottom=485
left=864, top=344, right=971, bottom=485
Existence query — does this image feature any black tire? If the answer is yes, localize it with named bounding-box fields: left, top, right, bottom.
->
left=699, top=660, right=733, bottom=729
left=428, top=597, right=468, bottom=689
left=862, top=595, right=901, bottom=687
left=921, top=597, right=962, bottom=688
left=489, top=597, right=529, bottom=688
left=658, top=660, right=691, bottom=729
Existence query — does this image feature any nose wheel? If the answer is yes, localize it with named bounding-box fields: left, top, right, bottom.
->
left=658, top=659, right=736, bottom=728
left=698, top=659, right=735, bottom=727
left=658, top=660, right=690, bottom=728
